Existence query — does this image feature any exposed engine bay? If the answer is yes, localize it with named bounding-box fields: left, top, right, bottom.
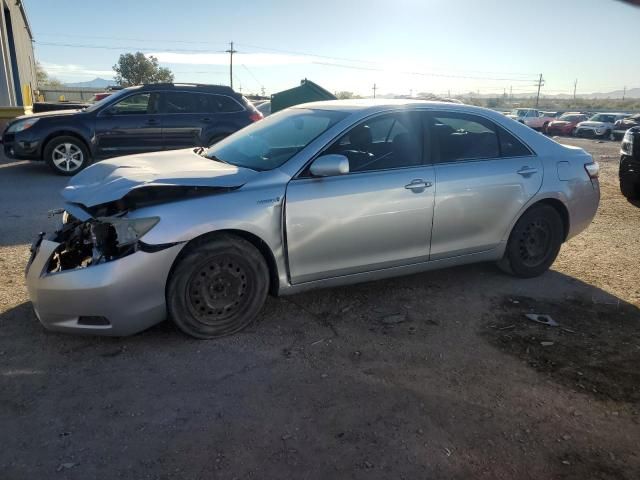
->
left=48, top=213, right=144, bottom=272
left=44, top=186, right=232, bottom=272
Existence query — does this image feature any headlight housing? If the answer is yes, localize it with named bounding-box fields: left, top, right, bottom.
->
left=96, top=216, right=160, bottom=246
left=7, top=118, right=39, bottom=133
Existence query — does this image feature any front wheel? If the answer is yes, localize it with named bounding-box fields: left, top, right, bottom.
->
left=498, top=204, right=564, bottom=278
left=43, top=136, right=90, bottom=175
left=167, top=234, right=269, bottom=339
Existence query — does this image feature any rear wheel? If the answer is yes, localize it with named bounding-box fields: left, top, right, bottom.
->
left=44, top=136, right=90, bottom=175
left=167, top=234, right=269, bottom=339
left=604, top=129, right=612, bottom=140
left=498, top=204, right=564, bottom=278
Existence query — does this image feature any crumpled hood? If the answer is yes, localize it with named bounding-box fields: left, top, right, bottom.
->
left=578, top=121, right=608, bottom=128
left=62, top=148, right=259, bottom=207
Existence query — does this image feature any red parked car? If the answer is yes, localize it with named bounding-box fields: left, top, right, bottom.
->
left=546, top=113, right=589, bottom=136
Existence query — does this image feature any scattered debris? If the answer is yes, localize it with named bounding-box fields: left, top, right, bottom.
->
left=320, top=373, right=328, bottom=379
left=310, top=338, right=326, bottom=346
left=525, top=314, right=559, bottom=327
left=56, top=463, right=77, bottom=471
left=540, top=341, right=555, bottom=347
left=499, top=324, right=516, bottom=331
left=443, top=447, right=452, bottom=457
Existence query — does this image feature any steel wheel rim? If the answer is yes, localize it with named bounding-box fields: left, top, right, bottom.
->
left=186, top=257, right=249, bottom=327
left=518, top=219, right=551, bottom=267
left=52, top=143, right=83, bottom=172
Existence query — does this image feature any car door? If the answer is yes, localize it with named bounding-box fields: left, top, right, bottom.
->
left=94, top=92, right=162, bottom=157
left=427, top=111, right=542, bottom=260
left=285, top=111, right=436, bottom=284
left=160, top=91, right=208, bottom=150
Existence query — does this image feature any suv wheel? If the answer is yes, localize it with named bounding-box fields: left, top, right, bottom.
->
left=167, top=234, right=269, bottom=339
left=44, top=136, right=90, bottom=175
left=498, top=204, right=563, bottom=278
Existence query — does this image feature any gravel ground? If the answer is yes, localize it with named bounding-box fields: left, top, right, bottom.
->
left=0, top=138, right=638, bottom=480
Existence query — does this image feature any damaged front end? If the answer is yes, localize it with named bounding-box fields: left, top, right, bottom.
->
left=48, top=211, right=160, bottom=273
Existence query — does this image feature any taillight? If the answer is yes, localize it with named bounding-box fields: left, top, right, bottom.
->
left=250, top=111, right=263, bottom=122
left=584, top=162, right=599, bottom=179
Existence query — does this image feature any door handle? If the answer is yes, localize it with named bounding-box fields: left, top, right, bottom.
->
left=517, top=166, right=538, bottom=176
left=201, top=117, right=212, bottom=123
left=404, top=179, right=432, bottom=190
left=146, top=119, right=160, bottom=125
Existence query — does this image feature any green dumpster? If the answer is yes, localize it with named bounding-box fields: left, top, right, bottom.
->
left=270, top=79, right=336, bottom=113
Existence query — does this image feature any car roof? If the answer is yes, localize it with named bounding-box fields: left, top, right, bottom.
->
left=292, top=98, right=496, bottom=115
left=135, top=83, right=237, bottom=94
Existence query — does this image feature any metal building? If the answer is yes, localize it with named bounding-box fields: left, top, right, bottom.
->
left=0, top=0, right=35, bottom=114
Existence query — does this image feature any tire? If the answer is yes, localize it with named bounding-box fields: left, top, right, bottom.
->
left=604, top=129, right=612, bottom=140
left=542, top=122, right=549, bottom=133
left=498, top=204, right=564, bottom=278
left=167, top=234, right=269, bottom=339
left=44, top=136, right=90, bottom=176
left=620, top=175, right=639, bottom=199
left=571, top=128, right=577, bottom=136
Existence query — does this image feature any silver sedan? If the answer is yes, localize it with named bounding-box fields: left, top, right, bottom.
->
left=26, top=100, right=600, bottom=338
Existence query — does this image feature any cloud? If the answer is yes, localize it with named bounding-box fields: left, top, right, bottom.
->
left=147, top=52, right=311, bottom=66
left=41, top=62, right=113, bottom=79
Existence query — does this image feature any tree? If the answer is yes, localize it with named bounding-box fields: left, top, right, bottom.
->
left=35, top=62, right=64, bottom=88
left=335, top=91, right=362, bottom=100
left=113, top=52, right=174, bottom=87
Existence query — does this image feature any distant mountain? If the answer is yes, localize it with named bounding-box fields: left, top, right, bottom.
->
left=64, top=77, right=114, bottom=88
left=467, top=87, right=640, bottom=100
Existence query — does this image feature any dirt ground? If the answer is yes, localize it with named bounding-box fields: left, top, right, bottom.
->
left=0, top=137, right=638, bottom=480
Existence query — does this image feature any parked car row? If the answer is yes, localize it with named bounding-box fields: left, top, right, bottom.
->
left=505, top=108, right=640, bottom=141
left=2, top=83, right=263, bottom=175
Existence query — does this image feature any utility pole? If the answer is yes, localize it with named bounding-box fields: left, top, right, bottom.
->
left=448, top=89, right=451, bottom=98
left=225, top=41, right=237, bottom=89
left=372, top=83, right=377, bottom=99
left=573, top=79, right=577, bottom=101
left=535, top=73, right=544, bottom=107
left=510, top=85, right=512, bottom=102
left=623, top=86, right=626, bottom=101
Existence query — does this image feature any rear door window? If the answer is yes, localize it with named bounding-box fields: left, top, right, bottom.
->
left=430, top=113, right=500, bottom=162
left=163, top=92, right=200, bottom=114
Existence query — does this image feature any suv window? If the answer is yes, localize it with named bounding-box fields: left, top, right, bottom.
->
left=431, top=113, right=500, bottom=162
left=163, top=92, right=200, bottom=114
left=324, top=112, right=423, bottom=173
left=206, top=94, right=244, bottom=113
left=109, top=93, right=154, bottom=115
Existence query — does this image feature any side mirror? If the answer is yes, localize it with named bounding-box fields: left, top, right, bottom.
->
left=309, top=154, right=349, bottom=177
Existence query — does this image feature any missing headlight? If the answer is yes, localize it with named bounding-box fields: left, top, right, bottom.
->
left=47, top=215, right=159, bottom=272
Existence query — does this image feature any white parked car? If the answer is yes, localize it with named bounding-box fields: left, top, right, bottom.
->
left=574, top=113, right=627, bottom=139
left=506, top=109, right=555, bottom=131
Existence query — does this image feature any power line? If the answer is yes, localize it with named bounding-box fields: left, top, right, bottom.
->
left=35, top=41, right=226, bottom=53
left=241, top=64, right=263, bottom=90
left=35, top=36, right=538, bottom=80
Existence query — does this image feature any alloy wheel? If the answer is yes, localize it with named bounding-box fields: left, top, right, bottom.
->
left=51, top=143, right=84, bottom=173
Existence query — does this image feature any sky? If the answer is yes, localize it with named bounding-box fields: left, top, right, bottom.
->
left=25, top=0, right=640, bottom=97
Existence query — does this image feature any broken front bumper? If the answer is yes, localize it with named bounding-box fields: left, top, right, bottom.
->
left=26, top=238, right=184, bottom=336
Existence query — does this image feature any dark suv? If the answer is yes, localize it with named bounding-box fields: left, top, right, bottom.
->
left=2, top=83, right=263, bottom=175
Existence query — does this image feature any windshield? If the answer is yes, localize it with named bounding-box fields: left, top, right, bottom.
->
left=589, top=114, right=615, bottom=123
left=205, top=108, right=348, bottom=171
left=512, top=109, right=529, bottom=116
left=83, top=88, right=132, bottom=112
